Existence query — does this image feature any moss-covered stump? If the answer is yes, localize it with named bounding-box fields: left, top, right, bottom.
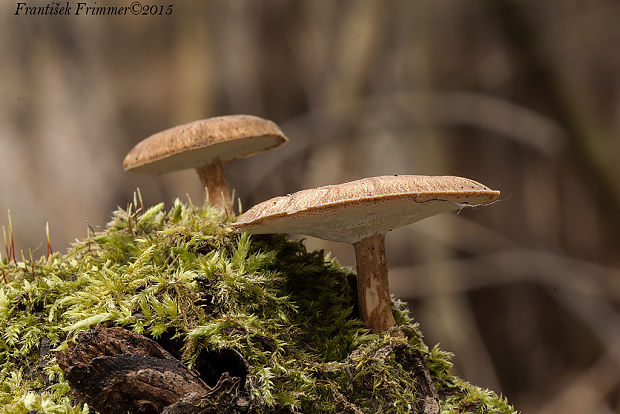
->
left=0, top=200, right=517, bottom=413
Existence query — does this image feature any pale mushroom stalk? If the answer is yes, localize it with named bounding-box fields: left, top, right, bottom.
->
left=354, top=233, right=396, bottom=333
left=233, top=175, right=500, bottom=335
left=195, top=157, right=232, bottom=211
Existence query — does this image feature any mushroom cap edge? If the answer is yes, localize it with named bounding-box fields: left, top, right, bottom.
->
left=123, top=114, right=288, bottom=174
left=233, top=175, right=500, bottom=244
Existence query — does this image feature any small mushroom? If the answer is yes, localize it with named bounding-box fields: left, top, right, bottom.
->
left=123, top=115, right=288, bottom=211
left=233, top=175, right=500, bottom=334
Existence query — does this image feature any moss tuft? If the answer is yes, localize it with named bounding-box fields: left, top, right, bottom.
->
left=0, top=200, right=517, bottom=413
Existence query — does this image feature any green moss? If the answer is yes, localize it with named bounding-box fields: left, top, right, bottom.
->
left=0, top=200, right=517, bottom=413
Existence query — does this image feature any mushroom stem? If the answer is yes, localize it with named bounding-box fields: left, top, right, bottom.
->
left=353, top=233, right=397, bottom=333
left=195, top=157, right=232, bottom=212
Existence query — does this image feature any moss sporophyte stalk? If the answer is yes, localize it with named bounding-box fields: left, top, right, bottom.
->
left=0, top=200, right=517, bottom=413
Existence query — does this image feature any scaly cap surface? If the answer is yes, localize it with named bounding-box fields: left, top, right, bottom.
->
left=234, top=175, right=500, bottom=243
left=123, top=115, right=288, bottom=174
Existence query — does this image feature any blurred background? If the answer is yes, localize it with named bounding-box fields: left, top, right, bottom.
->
left=2, top=0, right=620, bottom=412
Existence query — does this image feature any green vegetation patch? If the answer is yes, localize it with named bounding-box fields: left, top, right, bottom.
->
left=0, top=199, right=516, bottom=413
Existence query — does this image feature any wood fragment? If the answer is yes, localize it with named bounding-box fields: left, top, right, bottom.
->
left=58, top=327, right=210, bottom=413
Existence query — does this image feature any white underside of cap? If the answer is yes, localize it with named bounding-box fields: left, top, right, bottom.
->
left=236, top=197, right=467, bottom=244
left=127, top=135, right=283, bottom=174
left=234, top=175, right=500, bottom=243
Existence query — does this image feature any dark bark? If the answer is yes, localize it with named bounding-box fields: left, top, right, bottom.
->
left=56, top=326, right=176, bottom=368
left=63, top=353, right=208, bottom=413
left=57, top=326, right=248, bottom=414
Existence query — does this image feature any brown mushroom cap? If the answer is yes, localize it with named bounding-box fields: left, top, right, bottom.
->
left=234, top=175, right=500, bottom=243
left=123, top=115, right=288, bottom=174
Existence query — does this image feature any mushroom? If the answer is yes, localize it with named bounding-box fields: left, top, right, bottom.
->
left=233, top=175, right=500, bottom=334
left=123, top=115, right=288, bottom=212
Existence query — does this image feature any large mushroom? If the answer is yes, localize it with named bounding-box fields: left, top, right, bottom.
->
left=233, top=175, right=500, bottom=334
left=123, top=115, right=288, bottom=212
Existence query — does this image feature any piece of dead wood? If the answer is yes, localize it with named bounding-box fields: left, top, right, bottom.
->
left=57, top=326, right=210, bottom=413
